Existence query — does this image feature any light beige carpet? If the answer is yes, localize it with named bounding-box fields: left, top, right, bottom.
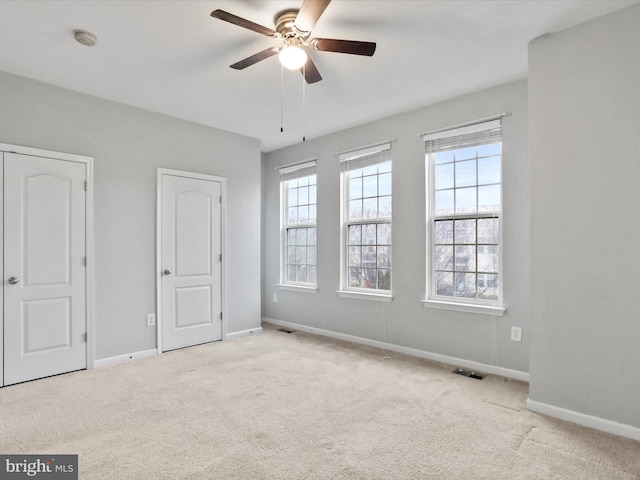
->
left=1, top=323, right=638, bottom=479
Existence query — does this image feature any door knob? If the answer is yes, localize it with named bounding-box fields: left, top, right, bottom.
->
left=163, top=269, right=172, bottom=275
left=8, top=276, right=19, bottom=285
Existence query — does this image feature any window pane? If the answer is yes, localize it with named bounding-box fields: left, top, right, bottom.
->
left=288, top=188, right=298, bottom=207
left=435, top=246, right=453, bottom=270
left=308, top=205, right=317, bottom=223
left=349, top=177, right=362, bottom=200
left=307, top=246, right=316, bottom=266
left=378, top=160, right=392, bottom=174
left=363, top=175, right=378, bottom=197
left=362, top=224, right=376, bottom=245
left=362, top=268, right=376, bottom=288
left=288, top=206, right=298, bottom=224
left=287, top=229, right=296, bottom=245
left=297, top=176, right=308, bottom=187
left=379, top=196, right=392, bottom=218
left=295, top=246, right=306, bottom=265
left=435, top=190, right=454, bottom=215
left=308, top=227, right=317, bottom=246
left=349, top=200, right=362, bottom=220
left=478, top=274, right=498, bottom=300
left=478, top=185, right=501, bottom=212
left=296, top=265, right=307, bottom=282
left=435, top=163, right=454, bottom=190
left=349, top=246, right=361, bottom=267
left=455, top=246, right=476, bottom=272
left=477, top=218, right=498, bottom=244
left=288, top=178, right=298, bottom=189
left=454, top=219, right=476, bottom=244
left=377, top=269, right=391, bottom=291
left=298, top=205, right=309, bottom=223
left=362, top=198, right=377, bottom=219
left=455, top=160, right=476, bottom=188
left=309, top=185, right=317, bottom=203
left=478, top=156, right=500, bottom=185
left=378, top=173, right=392, bottom=196
left=287, top=246, right=296, bottom=264
left=298, top=186, right=309, bottom=205
left=349, top=268, right=362, bottom=288
left=454, top=272, right=476, bottom=298
left=348, top=225, right=361, bottom=245
left=377, top=246, right=391, bottom=268
left=434, top=151, right=454, bottom=165
left=455, top=187, right=477, bottom=214
left=436, top=271, right=454, bottom=296
left=434, top=220, right=453, bottom=244
left=362, top=246, right=376, bottom=266
left=296, top=228, right=307, bottom=245
left=455, top=147, right=476, bottom=161
left=377, top=223, right=391, bottom=245
left=287, top=265, right=296, bottom=282
left=478, top=143, right=501, bottom=157
left=478, top=245, right=498, bottom=273
left=362, top=164, right=377, bottom=176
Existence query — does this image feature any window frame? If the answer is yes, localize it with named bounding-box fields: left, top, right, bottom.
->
left=338, top=143, right=393, bottom=301
left=423, top=120, right=505, bottom=315
left=279, top=160, right=318, bottom=291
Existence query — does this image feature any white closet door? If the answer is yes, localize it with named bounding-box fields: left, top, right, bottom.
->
left=3, top=152, right=87, bottom=385
left=160, top=173, right=222, bottom=352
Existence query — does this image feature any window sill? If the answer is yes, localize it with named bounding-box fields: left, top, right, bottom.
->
left=422, top=299, right=505, bottom=316
left=277, top=284, right=318, bottom=293
left=337, top=290, right=393, bottom=302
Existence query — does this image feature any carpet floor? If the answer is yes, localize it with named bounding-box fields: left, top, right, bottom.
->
left=1, top=323, right=638, bottom=479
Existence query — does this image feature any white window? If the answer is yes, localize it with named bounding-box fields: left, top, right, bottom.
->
left=425, top=119, right=503, bottom=308
left=339, top=143, right=392, bottom=296
left=280, top=160, right=317, bottom=287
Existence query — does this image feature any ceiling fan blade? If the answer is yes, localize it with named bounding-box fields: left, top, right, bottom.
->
left=211, top=10, right=278, bottom=37
left=301, top=56, right=322, bottom=84
left=294, top=0, right=331, bottom=34
left=230, top=48, right=279, bottom=70
left=311, top=38, right=376, bottom=56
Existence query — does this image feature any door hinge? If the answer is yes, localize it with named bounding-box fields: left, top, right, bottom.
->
left=84, top=181, right=88, bottom=191
left=82, top=332, right=87, bottom=342
left=219, top=253, right=222, bottom=262
left=220, top=312, right=223, bottom=320
left=82, top=256, right=87, bottom=267
left=219, top=195, right=222, bottom=204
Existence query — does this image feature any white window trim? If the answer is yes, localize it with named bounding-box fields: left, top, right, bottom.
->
left=424, top=119, right=505, bottom=312
left=338, top=142, right=393, bottom=300
left=279, top=159, right=318, bottom=288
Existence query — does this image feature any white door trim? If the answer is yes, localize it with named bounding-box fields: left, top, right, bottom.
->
left=156, top=168, right=227, bottom=353
left=0, top=143, right=95, bottom=373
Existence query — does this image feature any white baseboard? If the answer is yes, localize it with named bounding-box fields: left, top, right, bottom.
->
left=526, top=399, right=640, bottom=442
left=226, top=326, right=263, bottom=340
left=93, top=349, right=158, bottom=368
left=262, top=317, right=529, bottom=382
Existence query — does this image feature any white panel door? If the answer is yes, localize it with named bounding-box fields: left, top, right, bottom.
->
left=160, top=173, right=222, bottom=351
left=3, top=153, right=87, bottom=385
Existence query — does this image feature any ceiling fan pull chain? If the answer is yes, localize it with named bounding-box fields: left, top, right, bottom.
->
left=280, top=63, right=284, bottom=133
left=302, top=63, right=306, bottom=142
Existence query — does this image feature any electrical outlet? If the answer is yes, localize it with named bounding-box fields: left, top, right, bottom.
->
left=511, top=326, right=522, bottom=342
left=147, top=314, right=156, bottom=327
left=272, top=294, right=278, bottom=303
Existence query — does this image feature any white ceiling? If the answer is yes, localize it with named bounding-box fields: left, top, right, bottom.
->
left=0, top=0, right=637, bottom=152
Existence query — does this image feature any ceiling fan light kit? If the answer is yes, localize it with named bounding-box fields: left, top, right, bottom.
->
left=210, top=0, right=376, bottom=84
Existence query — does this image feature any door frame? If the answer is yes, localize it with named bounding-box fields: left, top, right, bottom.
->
left=0, top=143, right=95, bottom=383
left=156, top=168, right=227, bottom=353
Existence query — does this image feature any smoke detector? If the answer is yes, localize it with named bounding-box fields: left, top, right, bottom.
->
left=73, top=29, right=97, bottom=47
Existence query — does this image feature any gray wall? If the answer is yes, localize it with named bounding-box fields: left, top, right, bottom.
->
left=0, top=71, right=262, bottom=360
left=262, top=80, right=530, bottom=374
left=528, top=5, right=640, bottom=427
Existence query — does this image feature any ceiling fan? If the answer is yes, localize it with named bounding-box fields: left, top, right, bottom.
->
left=211, top=0, right=376, bottom=84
